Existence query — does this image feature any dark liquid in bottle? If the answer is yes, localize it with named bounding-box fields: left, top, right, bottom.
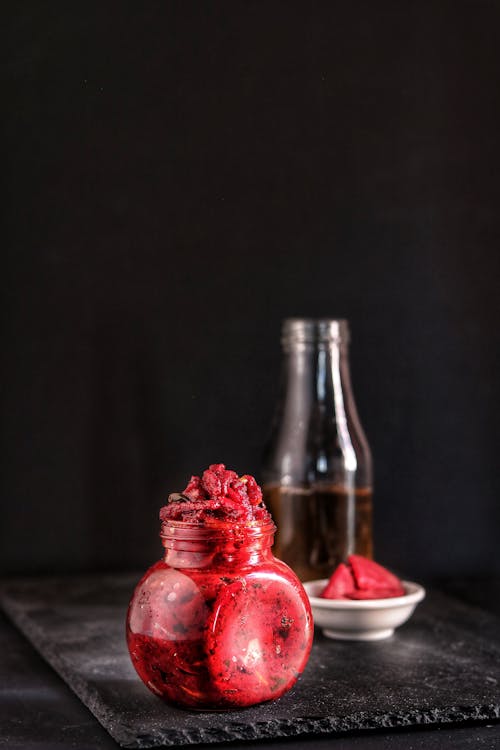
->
left=263, top=484, right=373, bottom=582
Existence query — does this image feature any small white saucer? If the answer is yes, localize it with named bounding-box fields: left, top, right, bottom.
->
left=303, top=579, right=426, bottom=641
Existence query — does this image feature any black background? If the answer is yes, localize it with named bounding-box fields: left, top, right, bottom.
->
left=3, top=2, right=499, bottom=580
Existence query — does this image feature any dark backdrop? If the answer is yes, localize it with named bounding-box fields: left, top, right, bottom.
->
left=3, top=2, right=499, bottom=580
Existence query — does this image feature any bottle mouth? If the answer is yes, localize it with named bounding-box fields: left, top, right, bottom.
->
left=282, top=318, right=350, bottom=349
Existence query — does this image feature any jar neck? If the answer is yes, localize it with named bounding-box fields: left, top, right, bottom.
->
left=160, top=520, right=276, bottom=570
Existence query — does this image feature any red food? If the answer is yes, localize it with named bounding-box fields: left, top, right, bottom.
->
left=127, top=632, right=206, bottom=705
left=128, top=464, right=313, bottom=709
left=160, top=463, right=271, bottom=525
left=320, top=562, right=354, bottom=599
left=321, top=555, right=405, bottom=600
left=349, top=554, right=404, bottom=596
left=205, top=576, right=311, bottom=706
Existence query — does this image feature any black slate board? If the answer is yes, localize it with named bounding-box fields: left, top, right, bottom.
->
left=1, top=575, right=499, bottom=749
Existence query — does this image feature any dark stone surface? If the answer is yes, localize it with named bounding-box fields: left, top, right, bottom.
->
left=0, top=609, right=118, bottom=750
left=1, top=575, right=499, bottom=749
left=2, top=599, right=500, bottom=750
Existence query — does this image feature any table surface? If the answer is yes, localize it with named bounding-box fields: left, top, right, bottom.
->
left=1, top=576, right=500, bottom=750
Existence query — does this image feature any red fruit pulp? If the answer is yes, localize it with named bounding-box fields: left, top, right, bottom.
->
left=160, top=463, right=271, bottom=525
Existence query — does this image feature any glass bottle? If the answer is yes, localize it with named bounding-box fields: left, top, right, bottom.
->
left=262, top=318, right=373, bottom=582
left=127, top=514, right=313, bottom=709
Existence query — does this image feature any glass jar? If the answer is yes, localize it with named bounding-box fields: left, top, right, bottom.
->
left=262, top=318, right=373, bottom=582
left=126, top=516, right=313, bottom=709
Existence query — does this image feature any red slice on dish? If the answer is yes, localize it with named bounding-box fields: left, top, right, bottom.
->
left=348, top=554, right=405, bottom=597
left=320, top=562, right=355, bottom=599
left=320, top=555, right=405, bottom=600
left=205, top=578, right=311, bottom=707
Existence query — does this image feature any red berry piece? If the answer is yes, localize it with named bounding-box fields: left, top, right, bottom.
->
left=183, top=475, right=205, bottom=501
left=220, top=469, right=239, bottom=495
left=241, top=475, right=263, bottom=505
left=208, top=463, right=227, bottom=476
left=202, top=468, right=222, bottom=498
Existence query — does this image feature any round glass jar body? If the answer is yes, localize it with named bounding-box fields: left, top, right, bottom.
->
left=126, top=519, right=313, bottom=709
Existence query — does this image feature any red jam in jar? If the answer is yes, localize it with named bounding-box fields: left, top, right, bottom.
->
left=126, top=464, right=313, bottom=709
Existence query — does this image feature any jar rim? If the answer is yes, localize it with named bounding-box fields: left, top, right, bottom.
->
left=160, top=517, right=277, bottom=543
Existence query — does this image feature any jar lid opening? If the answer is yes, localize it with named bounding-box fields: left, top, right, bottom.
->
left=160, top=517, right=277, bottom=544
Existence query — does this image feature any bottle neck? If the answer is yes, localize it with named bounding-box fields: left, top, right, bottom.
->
left=283, top=339, right=353, bottom=409
left=283, top=340, right=358, bottom=467
left=279, top=318, right=354, bottom=419
left=263, top=326, right=372, bottom=487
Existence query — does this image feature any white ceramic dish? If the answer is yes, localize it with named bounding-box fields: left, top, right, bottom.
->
left=303, top=579, right=426, bottom=641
